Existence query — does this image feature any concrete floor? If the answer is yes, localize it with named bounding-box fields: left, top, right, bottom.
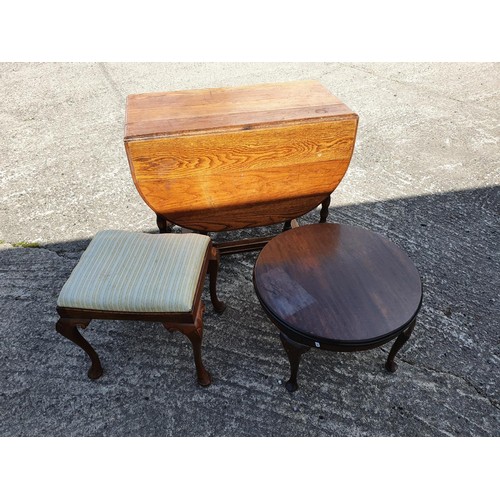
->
left=0, top=62, right=498, bottom=436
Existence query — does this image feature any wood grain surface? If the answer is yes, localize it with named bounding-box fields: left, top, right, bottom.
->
left=125, top=81, right=358, bottom=231
left=253, top=224, right=423, bottom=345
left=125, top=80, right=356, bottom=139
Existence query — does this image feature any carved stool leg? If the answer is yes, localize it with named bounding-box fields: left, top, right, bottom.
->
left=319, top=195, right=331, bottom=223
left=171, top=304, right=211, bottom=386
left=208, top=247, right=226, bottom=313
left=385, top=319, right=416, bottom=373
left=179, top=327, right=211, bottom=387
left=56, top=318, right=103, bottom=379
left=280, top=332, right=311, bottom=392
left=156, top=213, right=173, bottom=233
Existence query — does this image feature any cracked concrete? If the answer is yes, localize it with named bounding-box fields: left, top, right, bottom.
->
left=0, top=63, right=499, bottom=436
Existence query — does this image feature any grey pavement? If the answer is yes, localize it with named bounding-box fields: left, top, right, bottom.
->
left=0, top=62, right=499, bottom=436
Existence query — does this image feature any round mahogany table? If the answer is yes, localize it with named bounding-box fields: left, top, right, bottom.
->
left=253, top=223, right=423, bottom=392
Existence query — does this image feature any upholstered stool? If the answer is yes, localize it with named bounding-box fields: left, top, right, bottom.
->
left=56, top=230, right=225, bottom=386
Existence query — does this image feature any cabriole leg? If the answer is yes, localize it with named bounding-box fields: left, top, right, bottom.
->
left=178, top=327, right=211, bottom=387
left=385, top=319, right=416, bottom=373
left=280, top=332, right=311, bottom=392
left=56, top=318, right=103, bottom=380
left=171, top=305, right=211, bottom=387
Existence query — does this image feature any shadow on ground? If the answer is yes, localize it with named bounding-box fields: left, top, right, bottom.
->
left=0, top=186, right=498, bottom=436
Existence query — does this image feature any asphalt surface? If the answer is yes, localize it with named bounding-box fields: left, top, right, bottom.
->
left=0, top=62, right=499, bottom=436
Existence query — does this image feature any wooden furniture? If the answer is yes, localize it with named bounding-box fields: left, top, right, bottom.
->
left=124, top=80, right=358, bottom=254
left=56, top=230, right=225, bottom=387
left=253, top=223, right=423, bottom=392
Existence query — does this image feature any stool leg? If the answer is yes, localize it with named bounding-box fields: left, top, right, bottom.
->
left=280, top=332, right=310, bottom=392
left=171, top=304, right=211, bottom=387
left=56, top=318, right=103, bottom=380
left=181, top=325, right=211, bottom=387
left=385, top=318, right=416, bottom=373
left=208, top=247, right=226, bottom=313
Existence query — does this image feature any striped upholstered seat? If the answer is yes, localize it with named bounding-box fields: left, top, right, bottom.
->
left=57, top=230, right=211, bottom=313
left=56, top=229, right=224, bottom=385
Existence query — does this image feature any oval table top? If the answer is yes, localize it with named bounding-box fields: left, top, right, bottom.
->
left=253, top=223, right=422, bottom=347
left=124, top=81, right=358, bottom=232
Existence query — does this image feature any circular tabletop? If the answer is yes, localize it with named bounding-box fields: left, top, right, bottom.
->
left=253, top=223, right=422, bottom=347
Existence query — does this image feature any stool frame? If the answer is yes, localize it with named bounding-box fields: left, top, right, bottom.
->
left=56, top=243, right=225, bottom=387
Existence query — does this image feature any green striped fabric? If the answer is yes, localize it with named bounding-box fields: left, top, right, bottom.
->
left=57, top=230, right=210, bottom=313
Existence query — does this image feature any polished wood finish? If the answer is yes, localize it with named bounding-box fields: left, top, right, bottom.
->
left=56, top=243, right=225, bottom=387
left=124, top=81, right=358, bottom=234
left=253, top=224, right=423, bottom=391
left=254, top=224, right=422, bottom=344
left=125, top=80, right=356, bottom=140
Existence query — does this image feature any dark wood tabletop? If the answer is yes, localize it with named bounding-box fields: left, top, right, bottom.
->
left=253, top=223, right=422, bottom=347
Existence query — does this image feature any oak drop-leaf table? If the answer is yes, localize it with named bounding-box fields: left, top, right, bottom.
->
left=124, top=80, right=358, bottom=254
left=253, top=223, right=423, bottom=392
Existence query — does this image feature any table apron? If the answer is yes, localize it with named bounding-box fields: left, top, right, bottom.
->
left=256, top=292, right=420, bottom=352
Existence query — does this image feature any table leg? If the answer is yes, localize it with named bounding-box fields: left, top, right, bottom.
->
left=280, top=332, right=310, bottom=392
left=208, top=246, right=226, bottom=313
left=282, top=219, right=299, bottom=232
left=385, top=318, right=416, bottom=372
left=156, top=213, right=173, bottom=233
left=319, top=195, right=331, bottom=223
